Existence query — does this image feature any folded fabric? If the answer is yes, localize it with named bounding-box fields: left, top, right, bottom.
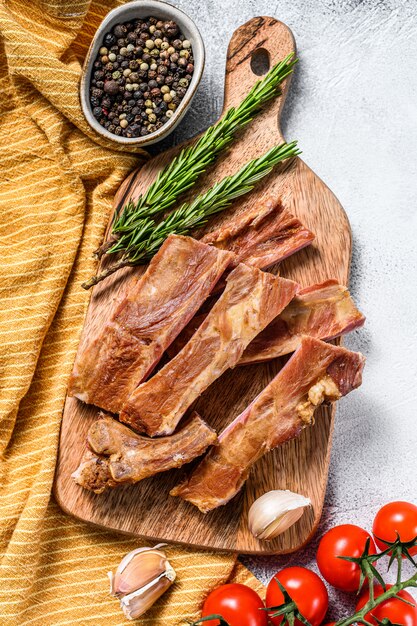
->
left=0, top=0, right=262, bottom=623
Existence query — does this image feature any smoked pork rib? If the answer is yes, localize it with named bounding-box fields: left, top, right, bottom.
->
left=171, top=337, right=365, bottom=513
left=202, top=196, right=315, bottom=270
left=240, top=280, right=365, bottom=364
left=120, top=265, right=299, bottom=436
left=167, top=280, right=365, bottom=362
left=72, top=412, right=217, bottom=494
left=68, top=235, right=233, bottom=414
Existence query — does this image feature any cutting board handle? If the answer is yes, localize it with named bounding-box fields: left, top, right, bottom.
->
left=223, top=16, right=296, bottom=144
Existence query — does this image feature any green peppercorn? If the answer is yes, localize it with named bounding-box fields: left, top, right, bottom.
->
left=148, top=113, right=157, bottom=123
left=145, top=99, right=152, bottom=107
left=161, top=85, right=170, bottom=94
left=99, top=46, right=108, bottom=55
left=111, top=71, right=121, bottom=79
left=163, top=93, right=172, bottom=103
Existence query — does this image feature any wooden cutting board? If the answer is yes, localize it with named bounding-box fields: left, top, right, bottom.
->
left=54, top=16, right=351, bottom=554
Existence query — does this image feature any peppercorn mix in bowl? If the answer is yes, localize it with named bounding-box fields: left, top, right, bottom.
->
left=80, top=0, right=205, bottom=146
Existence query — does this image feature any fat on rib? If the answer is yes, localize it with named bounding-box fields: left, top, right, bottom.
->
left=167, top=280, right=365, bottom=362
left=72, top=412, right=217, bottom=494
left=170, top=337, right=365, bottom=513
left=120, top=264, right=299, bottom=437
left=68, top=235, right=233, bottom=414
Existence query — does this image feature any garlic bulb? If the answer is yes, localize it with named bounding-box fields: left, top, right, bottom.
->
left=108, top=544, right=176, bottom=620
left=248, top=490, right=311, bottom=540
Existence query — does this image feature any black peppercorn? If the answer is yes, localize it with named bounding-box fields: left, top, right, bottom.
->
left=114, top=24, right=127, bottom=38
left=90, top=96, right=100, bottom=107
left=104, top=33, right=116, bottom=46
left=94, top=70, right=105, bottom=80
left=103, top=80, right=119, bottom=95
left=93, top=106, right=102, bottom=118
left=163, top=20, right=179, bottom=36
left=127, top=32, right=136, bottom=43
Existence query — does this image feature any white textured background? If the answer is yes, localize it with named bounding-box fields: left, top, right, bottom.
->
left=156, top=0, right=417, bottom=618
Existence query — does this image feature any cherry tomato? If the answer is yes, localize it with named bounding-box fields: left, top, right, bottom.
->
left=201, top=583, right=267, bottom=626
left=373, top=501, right=417, bottom=555
left=356, top=584, right=417, bottom=626
left=266, top=566, right=328, bottom=626
left=317, top=524, right=377, bottom=592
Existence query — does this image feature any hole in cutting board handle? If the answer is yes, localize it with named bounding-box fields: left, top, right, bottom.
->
left=250, top=48, right=270, bottom=76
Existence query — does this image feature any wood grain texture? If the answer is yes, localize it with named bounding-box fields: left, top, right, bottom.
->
left=54, top=16, right=352, bottom=554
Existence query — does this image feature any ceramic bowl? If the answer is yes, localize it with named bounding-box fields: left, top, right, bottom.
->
left=80, top=0, right=205, bottom=147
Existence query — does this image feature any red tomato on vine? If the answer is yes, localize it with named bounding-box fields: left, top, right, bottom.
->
left=317, top=524, right=377, bottom=591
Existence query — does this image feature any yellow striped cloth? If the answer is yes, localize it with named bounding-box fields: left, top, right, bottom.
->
left=0, top=0, right=263, bottom=623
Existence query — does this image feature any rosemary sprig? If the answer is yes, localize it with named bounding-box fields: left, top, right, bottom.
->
left=82, top=141, right=300, bottom=289
left=94, top=53, right=297, bottom=259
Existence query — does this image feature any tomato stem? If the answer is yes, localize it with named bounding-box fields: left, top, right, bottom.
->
left=336, top=572, right=417, bottom=626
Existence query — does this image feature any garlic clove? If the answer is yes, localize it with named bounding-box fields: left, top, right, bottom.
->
left=248, top=490, right=311, bottom=540
left=120, top=567, right=176, bottom=620
left=108, top=544, right=176, bottom=620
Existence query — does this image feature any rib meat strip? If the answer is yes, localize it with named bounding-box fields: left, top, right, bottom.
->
left=72, top=412, right=217, bottom=494
left=68, top=235, right=233, bottom=414
left=202, top=196, right=315, bottom=270
left=240, top=280, right=365, bottom=364
left=120, top=264, right=299, bottom=436
left=167, top=280, right=365, bottom=362
left=171, top=337, right=365, bottom=513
